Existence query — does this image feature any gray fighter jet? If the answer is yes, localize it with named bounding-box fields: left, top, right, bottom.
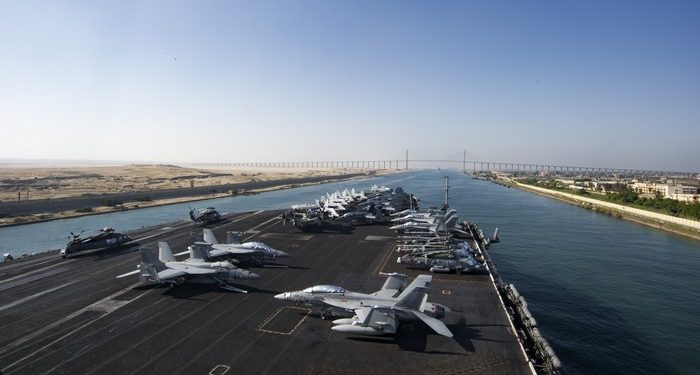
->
left=274, top=273, right=453, bottom=337
left=117, top=241, right=260, bottom=293
left=178, top=229, right=289, bottom=266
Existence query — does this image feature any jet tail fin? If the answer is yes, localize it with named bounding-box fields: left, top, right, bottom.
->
left=189, top=244, right=210, bottom=261
left=395, top=274, right=432, bottom=310
left=379, top=272, right=408, bottom=292
left=190, top=231, right=203, bottom=243
left=139, top=263, right=161, bottom=283
left=139, top=247, right=161, bottom=266
left=125, top=248, right=165, bottom=283
left=158, top=241, right=176, bottom=262
left=202, top=229, right=219, bottom=244
left=226, top=231, right=242, bottom=245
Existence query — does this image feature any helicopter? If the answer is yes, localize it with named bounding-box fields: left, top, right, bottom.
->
left=189, top=207, right=221, bottom=225
left=60, top=227, right=132, bottom=258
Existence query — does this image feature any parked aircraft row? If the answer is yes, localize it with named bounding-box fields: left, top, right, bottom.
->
left=398, top=240, right=482, bottom=274
left=117, top=228, right=288, bottom=293
left=387, top=182, right=493, bottom=274
left=118, top=242, right=261, bottom=293
left=283, top=185, right=417, bottom=230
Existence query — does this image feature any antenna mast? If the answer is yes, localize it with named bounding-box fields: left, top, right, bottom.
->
left=444, top=176, right=449, bottom=208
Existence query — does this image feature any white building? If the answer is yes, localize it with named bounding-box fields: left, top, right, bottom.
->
left=631, top=182, right=698, bottom=200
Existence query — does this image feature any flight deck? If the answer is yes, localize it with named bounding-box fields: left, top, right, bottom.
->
left=0, top=211, right=533, bottom=374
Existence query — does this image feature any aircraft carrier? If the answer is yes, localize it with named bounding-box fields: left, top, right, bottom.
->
left=0, top=210, right=537, bottom=374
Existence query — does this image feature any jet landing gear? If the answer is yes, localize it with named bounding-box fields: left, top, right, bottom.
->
left=319, top=308, right=350, bottom=320
left=320, top=309, right=333, bottom=320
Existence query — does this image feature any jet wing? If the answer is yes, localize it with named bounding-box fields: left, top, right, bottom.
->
left=322, top=298, right=363, bottom=310
left=153, top=268, right=188, bottom=281
left=355, top=306, right=397, bottom=334
left=411, top=310, right=453, bottom=337
left=165, top=264, right=217, bottom=275
left=370, top=289, right=401, bottom=299
left=354, top=306, right=373, bottom=322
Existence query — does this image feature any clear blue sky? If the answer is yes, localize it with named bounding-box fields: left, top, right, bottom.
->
left=1, top=1, right=698, bottom=171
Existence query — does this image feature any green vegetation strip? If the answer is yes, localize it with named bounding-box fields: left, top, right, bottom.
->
left=519, top=179, right=700, bottom=221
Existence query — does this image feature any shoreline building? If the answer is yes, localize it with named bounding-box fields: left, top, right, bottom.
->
left=631, top=182, right=698, bottom=202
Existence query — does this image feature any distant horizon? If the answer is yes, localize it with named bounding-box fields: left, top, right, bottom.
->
left=1, top=156, right=697, bottom=174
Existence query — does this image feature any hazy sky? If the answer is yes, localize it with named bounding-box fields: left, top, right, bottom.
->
left=1, top=1, right=698, bottom=171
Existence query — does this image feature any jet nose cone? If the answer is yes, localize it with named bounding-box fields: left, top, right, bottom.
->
left=246, top=271, right=262, bottom=280
left=275, top=250, right=290, bottom=258
left=274, top=292, right=288, bottom=301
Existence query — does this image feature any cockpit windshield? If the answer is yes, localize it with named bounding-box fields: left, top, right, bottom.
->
left=302, top=285, right=345, bottom=294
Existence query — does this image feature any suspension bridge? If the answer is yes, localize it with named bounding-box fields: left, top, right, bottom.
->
left=189, top=150, right=697, bottom=177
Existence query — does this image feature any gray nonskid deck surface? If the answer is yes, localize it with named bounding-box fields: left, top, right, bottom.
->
left=0, top=211, right=531, bottom=375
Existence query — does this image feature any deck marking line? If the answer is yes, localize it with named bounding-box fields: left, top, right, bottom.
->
left=257, top=306, right=311, bottom=335
left=0, top=267, right=71, bottom=292
left=0, top=260, right=74, bottom=285
left=0, top=281, right=143, bottom=357
left=1, top=282, right=149, bottom=373
left=209, top=365, right=231, bottom=375
left=0, top=279, right=80, bottom=313
left=374, top=244, right=397, bottom=275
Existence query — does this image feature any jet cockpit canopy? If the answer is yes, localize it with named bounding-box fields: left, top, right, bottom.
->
left=303, top=285, right=345, bottom=294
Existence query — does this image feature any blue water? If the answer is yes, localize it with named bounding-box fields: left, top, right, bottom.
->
left=1, top=170, right=698, bottom=374
left=0, top=173, right=417, bottom=255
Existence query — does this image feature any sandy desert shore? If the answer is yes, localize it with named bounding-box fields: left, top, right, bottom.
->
left=0, top=164, right=401, bottom=226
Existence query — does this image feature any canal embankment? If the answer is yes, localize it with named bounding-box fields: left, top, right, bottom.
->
left=510, top=180, right=700, bottom=241
left=0, top=171, right=400, bottom=228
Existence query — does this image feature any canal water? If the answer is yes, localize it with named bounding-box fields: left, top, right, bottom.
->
left=1, top=170, right=698, bottom=374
